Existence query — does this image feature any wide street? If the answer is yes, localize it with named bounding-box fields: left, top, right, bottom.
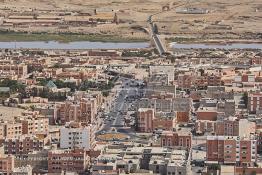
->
left=96, top=77, right=143, bottom=138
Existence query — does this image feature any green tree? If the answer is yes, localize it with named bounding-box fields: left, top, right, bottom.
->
left=64, top=82, right=77, bottom=92
left=37, top=78, right=51, bottom=86
left=54, top=80, right=65, bottom=88
left=209, top=164, right=220, bottom=170
left=0, top=79, right=25, bottom=93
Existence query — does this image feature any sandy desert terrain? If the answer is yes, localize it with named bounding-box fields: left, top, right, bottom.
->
left=0, top=0, right=261, bottom=42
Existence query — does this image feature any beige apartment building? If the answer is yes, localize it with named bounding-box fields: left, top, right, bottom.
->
left=55, top=97, right=97, bottom=124
left=196, top=118, right=256, bottom=137
left=19, top=116, right=49, bottom=135
left=0, top=114, right=49, bottom=145
left=0, top=122, right=23, bottom=141
left=0, top=64, right=28, bottom=78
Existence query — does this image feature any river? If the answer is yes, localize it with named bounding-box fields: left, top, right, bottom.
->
left=0, top=41, right=261, bottom=50
left=170, top=42, right=262, bottom=49
left=0, top=41, right=150, bottom=50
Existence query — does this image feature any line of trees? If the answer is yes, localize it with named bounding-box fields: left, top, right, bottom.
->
left=0, top=79, right=25, bottom=93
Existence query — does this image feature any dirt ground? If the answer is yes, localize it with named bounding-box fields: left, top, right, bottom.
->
left=0, top=0, right=261, bottom=42
left=0, top=105, right=24, bottom=121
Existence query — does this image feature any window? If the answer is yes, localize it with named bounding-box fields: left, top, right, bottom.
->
left=168, top=138, right=171, bottom=146
left=162, top=139, right=166, bottom=146
left=179, top=138, right=183, bottom=146
left=226, top=145, right=232, bottom=148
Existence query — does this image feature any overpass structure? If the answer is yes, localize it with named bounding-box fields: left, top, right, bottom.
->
left=152, top=34, right=166, bottom=56
left=148, top=16, right=167, bottom=57
left=147, top=2, right=191, bottom=57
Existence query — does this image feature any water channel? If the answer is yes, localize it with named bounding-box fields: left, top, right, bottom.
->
left=0, top=41, right=150, bottom=50
left=0, top=41, right=261, bottom=50
left=170, top=42, right=262, bottom=50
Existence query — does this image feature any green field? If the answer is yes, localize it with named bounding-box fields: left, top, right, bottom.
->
left=0, top=32, right=149, bottom=43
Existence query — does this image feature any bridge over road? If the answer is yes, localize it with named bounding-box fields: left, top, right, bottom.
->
left=147, top=2, right=190, bottom=57
left=148, top=15, right=167, bottom=56
left=152, top=34, right=166, bottom=56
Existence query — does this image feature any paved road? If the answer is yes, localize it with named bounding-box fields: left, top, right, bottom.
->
left=147, top=2, right=190, bottom=56
left=96, top=77, right=143, bottom=138
left=152, top=34, right=166, bottom=56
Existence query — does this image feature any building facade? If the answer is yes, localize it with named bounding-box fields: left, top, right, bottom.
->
left=206, top=136, right=257, bottom=165
left=160, top=131, right=192, bottom=148
left=60, top=122, right=96, bottom=150
left=4, top=135, right=44, bottom=155
left=248, top=92, right=262, bottom=114
left=0, top=122, right=23, bottom=140
left=56, top=97, right=97, bottom=124
left=48, top=149, right=89, bottom=173
left=20, top=116, right=49, bottom=135
left=0, top=155, right=14, bottom=174
left=137, top=108, right=155, bottom=132
left=0, top=64, right=28, bottom=78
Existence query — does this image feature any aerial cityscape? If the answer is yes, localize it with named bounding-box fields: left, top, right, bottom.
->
left=0, top=0, right=261, bottom=174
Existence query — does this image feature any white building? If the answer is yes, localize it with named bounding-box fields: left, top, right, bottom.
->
left=13, top=165, right=33, bottom=175
left=60, top=122, right=95, bottom=150
left=149, top=65, right=174, bottom=85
